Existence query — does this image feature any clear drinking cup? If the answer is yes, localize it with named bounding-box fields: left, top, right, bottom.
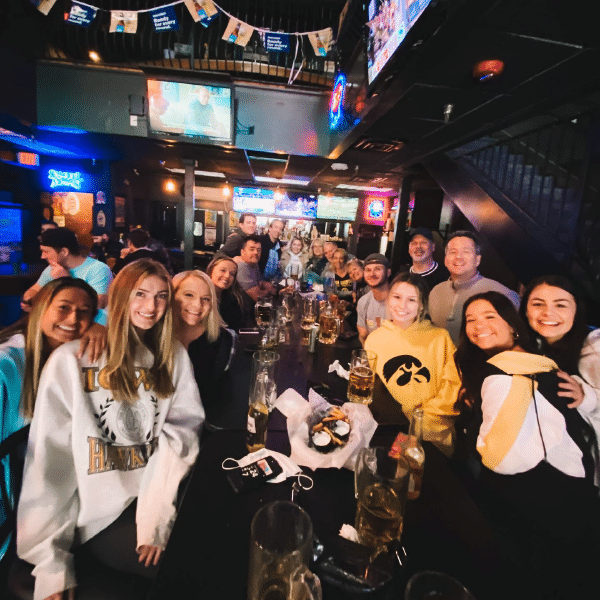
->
left=248, top=501, right=322, bottom=600
left=347, top=349, right=377, bottom=404
left=255, top=296, right=274, bottom=329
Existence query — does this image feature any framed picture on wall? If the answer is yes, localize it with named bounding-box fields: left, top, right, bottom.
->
left=115, top=196, right=126, bottom=226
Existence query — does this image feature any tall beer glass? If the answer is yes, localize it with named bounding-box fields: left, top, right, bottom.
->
left=348, top=349, right=377, bottom=404
left=255, top=296, right=273, bottom=328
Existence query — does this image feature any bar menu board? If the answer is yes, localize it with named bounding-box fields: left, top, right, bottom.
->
left=316, top=195, right=359, bottom=221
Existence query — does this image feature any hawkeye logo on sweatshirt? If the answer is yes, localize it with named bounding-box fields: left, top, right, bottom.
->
left=383, top=355, right=431, bottom=386
left=88, top=436, right=158, bottom=474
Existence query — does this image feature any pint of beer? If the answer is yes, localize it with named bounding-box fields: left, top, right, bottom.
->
left=348, top=349, right=377, bottom=404
left=318, top=313, right=339, bottom=345
left=255, top=297, right=273, bottom=328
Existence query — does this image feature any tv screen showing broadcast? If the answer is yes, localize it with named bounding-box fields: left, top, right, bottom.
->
left=274, top=192, right=318, bottom=219
left=316, top=195, right=359, bottom=221
left=147, top=78, right=233, bottom=144
left=232, top=188, right=276, bottom=215
left=367, top=0, right=432, bottom=84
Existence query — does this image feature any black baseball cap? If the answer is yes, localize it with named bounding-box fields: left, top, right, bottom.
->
left=363, top=253, right=390, bottom=269
left=408, top=227, right=434, bottom=242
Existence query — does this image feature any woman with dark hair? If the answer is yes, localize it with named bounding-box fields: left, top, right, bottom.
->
left=17, top=259, right=204, bottom=600
left=206, top=254, right=246, bottom=331
left=455, top=291, right=600, bottom=599
left=365, top=272, right=460, bottom=456
left=0, top=278, right=98, bottom=563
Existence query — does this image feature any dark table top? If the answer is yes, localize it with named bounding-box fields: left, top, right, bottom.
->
left=149, top=313, right=520, bottom=600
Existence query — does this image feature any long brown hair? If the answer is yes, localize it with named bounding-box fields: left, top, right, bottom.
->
left=206, top=254, right=245, bottom=309
left=102, top=259, right=175, bottom=403
left=0, top=278, right=98, bottom=419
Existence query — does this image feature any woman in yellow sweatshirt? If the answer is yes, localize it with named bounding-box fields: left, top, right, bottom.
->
left=365, top=272, right=460, bottom=455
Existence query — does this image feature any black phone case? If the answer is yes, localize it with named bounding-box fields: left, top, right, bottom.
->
left=226, top=455, right=283, bottom=493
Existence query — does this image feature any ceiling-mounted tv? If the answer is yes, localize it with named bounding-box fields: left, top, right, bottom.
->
left=367, top=0, right=432, bottom=85
left=147, top=78, right=234, bottom=144
left=233, top=187, right=276, bottom=215
left=275, top=192, right=318, bottom=219
left=317, top=195, right=359, bottom=221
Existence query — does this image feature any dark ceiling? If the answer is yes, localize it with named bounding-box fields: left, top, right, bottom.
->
left=2, top=0, right=600, bottom=193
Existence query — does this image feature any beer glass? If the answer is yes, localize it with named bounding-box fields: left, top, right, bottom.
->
left=248, top=501, right=322, bottom=600
left=301, top=298, right=317, bottom=343
left=255, top=297, right=273, bottom=328
left=280, top=293, right=294, bottom=323
left=318, top=303, right=340, bottom=345
left=354, top=447, right=410, bottom=549
left=347, top=349, right=377, bottom=404
left=249, top=350, right=279, bottom=411
left=404, top=571, right=477, bottom=600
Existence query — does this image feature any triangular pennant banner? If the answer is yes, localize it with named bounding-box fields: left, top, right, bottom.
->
left=184, top=0, right=219, bottom=27
left=222, top=17, right=254, bottom=47
left=65, top=1, right=97, bottom=26
left=31, top=0, right=57, bottom=15
left=110, top=11, right=138, bottom=34
left=308, top=28, right=333, bottom=56
left=149, top=5, right=179, bottom=32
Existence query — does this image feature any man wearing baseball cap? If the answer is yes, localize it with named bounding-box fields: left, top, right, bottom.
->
left=356, top=253, right=391, bottom=345
left=406, top=227, right=449, bottom=289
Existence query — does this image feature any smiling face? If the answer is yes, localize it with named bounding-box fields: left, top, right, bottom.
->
left=409, top=235, right=434, bottom=265
left=129, top=275, right=169, bottom=333
left=324, top=243, right=337, bottom=261
left=311, top=242, right=324, bottom=258
left=388, top=282, right=422, bottom=329
left=465, top=299, right=515, bottom=354
left=241, top=240, right=261, bottom=264
left=526, top=283, right=577, bottom=344
left=291, top=239, right=303, bottom=254
left=41, top=288, right=94, bottom=350
left=40, top=245, right=65, bottom=267
left=175, top=276, right=212, bottom=328
left=363, top=263, right=388, bottom=288
left=269, top=220, right=284, bottom=241
left=211, top=259, right=237, bottom=291
left=348, top=262, right=364, bottom=282
left=240, top=215, right=257, bottom=236
left=445, top=236, right=481, bottom=281
left=332, top=250, right=347, bottom=270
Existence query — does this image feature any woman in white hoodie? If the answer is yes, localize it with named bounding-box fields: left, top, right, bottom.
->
left=17, top=259, right=204, bottom=600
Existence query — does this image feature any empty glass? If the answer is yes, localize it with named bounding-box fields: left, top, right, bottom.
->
left=248, top=501, right=322, bottom=600
left=404, top=571, right=477, bottom=600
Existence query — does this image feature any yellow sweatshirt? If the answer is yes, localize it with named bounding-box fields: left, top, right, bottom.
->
left=365, top=319, right=460, bottom=455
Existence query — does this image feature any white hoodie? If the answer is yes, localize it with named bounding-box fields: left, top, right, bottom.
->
left=17, top=340, right=204, bottom=600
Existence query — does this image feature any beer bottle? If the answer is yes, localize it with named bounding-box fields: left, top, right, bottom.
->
left=402, top=407, right=425, bottom=500
left=246, top=371, right=270, bottom=453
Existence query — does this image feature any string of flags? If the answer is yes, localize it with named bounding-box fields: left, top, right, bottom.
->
left=31, top=0, right=334, bottom=57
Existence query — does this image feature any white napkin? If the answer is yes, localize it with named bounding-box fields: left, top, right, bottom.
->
left=274, top=388, right=378, bottom=471
left=329, top=359, right=350, bottom=380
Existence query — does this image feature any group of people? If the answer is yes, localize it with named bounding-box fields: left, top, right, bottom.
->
left=2, top=216, right=600, bottom=599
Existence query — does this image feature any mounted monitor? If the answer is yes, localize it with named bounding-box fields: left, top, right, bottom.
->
left=317, top=195, right=359, bottom=221
left=147, top=78, right=234, bottom=144
left=233, top=187, right=276, bottom=215
left=275, top=192, right=318, bottom=219
left=367, top=0, right=432, bottom=85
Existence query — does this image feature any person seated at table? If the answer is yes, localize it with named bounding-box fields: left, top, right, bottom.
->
left=357, top=254, right=392, bottom=345
left=280, top=236, right=309, bottom=280
left=331, top=248, right=354, bottom=300
left=305, top=238, right=328, bottom=277
left=17, top=259, right=204, bottom=600
left=0, top=278, right=99, bottom=563
left=173, top=270, right=235, bottom=413
left=206, top=254, right=247, bottom=331
left=347, top=258, right=368, bottom=303
left=454, top=291, right=600, bottom=599
left=236, top=236, right=276, bottom=303
left=365, top=272, right=460, bottom=456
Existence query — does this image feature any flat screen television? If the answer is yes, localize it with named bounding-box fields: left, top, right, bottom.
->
left=233, top=187, right=276, bottom=215
left=317, top=195, right=359, bottom=221
left=275, top=192, right=318, bottom=219
left=147, top=78, right=234, bottom=144
left=0, top=205, right=23, bottom=264
left=367, top=0, right=432, bottom=84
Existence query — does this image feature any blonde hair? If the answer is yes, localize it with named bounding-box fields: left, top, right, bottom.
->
left=103, top=259, right=175, bottom=403
left=172, top=270, right=221, bottom=343
left=17, top=278, right=98, bottom=419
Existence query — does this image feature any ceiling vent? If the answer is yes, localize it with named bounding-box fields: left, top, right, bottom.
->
left=353, top=138, right=405, bottom=153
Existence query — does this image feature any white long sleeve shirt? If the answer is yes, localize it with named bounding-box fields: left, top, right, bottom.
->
left=17, top=340, right=204, bottom=600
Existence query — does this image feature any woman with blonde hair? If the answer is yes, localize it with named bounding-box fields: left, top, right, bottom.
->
left=17, top=259, right=204, bottom=600
left=0, top=278, right=98, bottom=562
left=306, top=238, right=328, bottom=276
left=173, top=270, right=236, bottom=413
left=207, top=254, right=246, bottom=331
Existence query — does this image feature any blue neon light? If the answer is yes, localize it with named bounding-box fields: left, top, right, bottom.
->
left=329, top=73, right=346, bottom=130
left=48, top=169, right=84, bottom=190
left=368, top=199, right=385, bottom=219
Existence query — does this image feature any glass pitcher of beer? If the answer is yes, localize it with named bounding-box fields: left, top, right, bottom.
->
left=318, top=301, right=340, bottom=345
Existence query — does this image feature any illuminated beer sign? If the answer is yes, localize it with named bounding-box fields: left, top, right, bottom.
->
left=329, top=73, right=346, bottom=130
left=46, top=169, right=86, bottom=190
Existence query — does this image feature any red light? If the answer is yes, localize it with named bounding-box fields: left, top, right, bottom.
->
left=472, top=60, right=505, bottom=82
left=17, top=152, right=40, bottom=166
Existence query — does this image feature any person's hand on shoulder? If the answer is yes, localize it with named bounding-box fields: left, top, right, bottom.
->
left=77, top=322, right=108, bottom=362
left=557, top=370, right=585, bottom=408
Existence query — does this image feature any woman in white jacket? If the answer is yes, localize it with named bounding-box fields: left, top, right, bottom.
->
left=17, top=259, right=205, bottom=600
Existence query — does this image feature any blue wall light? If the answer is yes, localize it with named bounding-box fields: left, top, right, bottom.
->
left=46, top=168, right=87, bottom=191
left=329, top=73, right=347, bottom=130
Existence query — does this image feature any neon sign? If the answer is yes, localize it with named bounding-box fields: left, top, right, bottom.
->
left=48, top=169, right=84, bottom=190
left=368, top=199, right=385, bottom=219
left=329, top=73, right=346, bottom=130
